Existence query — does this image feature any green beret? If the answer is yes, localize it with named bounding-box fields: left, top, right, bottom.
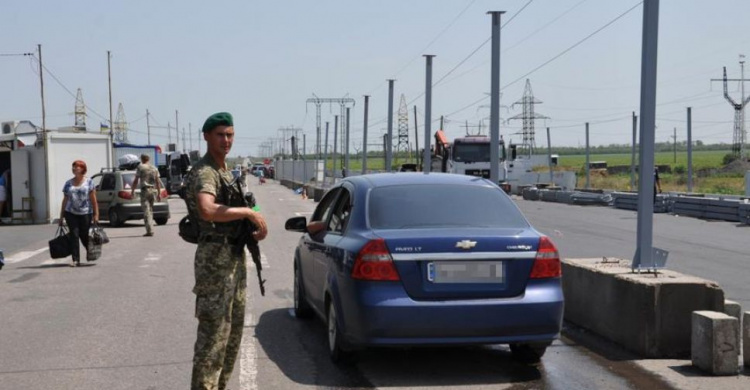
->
left=201, top=112, right=233, bottom=133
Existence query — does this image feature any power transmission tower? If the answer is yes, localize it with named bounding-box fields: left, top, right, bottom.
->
left=711, top=56, right=750, bottom=159
left=306, top=95, right=355, bottom=159
left=74, top=88, right=86, bottom=132
left=395, top=94, right=410, bottom=165
left=113, top=103, right=128, bottom=143
left=508, top=79, right=548, bottom=156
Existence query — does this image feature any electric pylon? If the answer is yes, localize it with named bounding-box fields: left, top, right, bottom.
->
left=74, top=88, right=87, bottom=132
left=113, top=103, right=128, bottom=143
left=508, top=79, right=548, bottom=156
left=396, top=94, right=410, bottom=163
left=711, top=56, right=750, bottom=159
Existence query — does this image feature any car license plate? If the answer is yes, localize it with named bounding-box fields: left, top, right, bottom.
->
left=427, top=261, right=504, bottom=283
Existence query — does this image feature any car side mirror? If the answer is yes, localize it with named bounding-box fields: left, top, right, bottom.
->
left=285, top=216, right=307, bottom=232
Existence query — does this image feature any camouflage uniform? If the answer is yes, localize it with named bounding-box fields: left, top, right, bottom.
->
left=186, top=153, right=247, bottom=390
left=135, top=163, right=160, bottom=235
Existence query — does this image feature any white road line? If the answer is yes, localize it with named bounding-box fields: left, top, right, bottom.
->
left=144, top=252, right=161, bottom=262
left=5, top=247, right=48, bottom=264
left=240, top=298, right=258, bottom=389
left=294, top=211, right=313, bottom=216
left=247, top=250, right=270, bottom=269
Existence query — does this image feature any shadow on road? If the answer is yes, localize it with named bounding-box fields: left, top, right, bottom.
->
left=255, top=308, right=543, bottom=388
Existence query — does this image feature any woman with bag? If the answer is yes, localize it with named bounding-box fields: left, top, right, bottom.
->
left=59, top=160, right=99, bottom=267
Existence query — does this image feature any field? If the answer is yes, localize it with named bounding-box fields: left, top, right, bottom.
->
left=556, top=150, right=728, bottom=171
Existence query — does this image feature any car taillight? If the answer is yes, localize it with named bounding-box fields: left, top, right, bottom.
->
left=351, top=239, right=400, bottom=281
left=117, top=191, right=133, bottom=200
left=530, top=236, right=561, bottom=279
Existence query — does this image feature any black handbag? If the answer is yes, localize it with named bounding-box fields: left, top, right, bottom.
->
left=49, top=225, right=72, bottom=259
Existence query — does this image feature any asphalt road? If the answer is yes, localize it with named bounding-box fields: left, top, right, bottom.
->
left=514, top=197, right=750, bottom=310
left=0, top=181, right=682, bottom=389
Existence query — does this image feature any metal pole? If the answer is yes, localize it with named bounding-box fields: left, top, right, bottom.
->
left=363, top=95, right=369, bottom=174
left=107, top=50, right=114, bottom=167
left=424, top=55, right=435, bottom=174
left=547, top=127, right=553, bottom=184
left=585, top=122, right=590, bottom=189
left=673, top=127, right=677, bottom=163
left=324, top=122, right=330, bottom=185
left=383, top=134, right=387, bottom=169
left=167, top=122, right=171, bottom=147
left=413, top=105, right=420, bottom=168
left=39, top=44, right=51, bottom=221
left=687, top=107, right=693, bottom=192
left=631, top=112, right=637, bottom=190
left=333, top=116, right=338, bottom=182
left=634, top=0, right=660, bottom=271
left=146, top=109, right=151, bottom=145
left=175, top=110, right=179, bottom=150
left=488, top=11, right=505, bottom=184
left=742, top=58, right=746, bottom=160
left=345, top=107, right=351, bottom=177
left=386, top=79, right=395, bottom=172
left=189, top=123, right=193, bottom=151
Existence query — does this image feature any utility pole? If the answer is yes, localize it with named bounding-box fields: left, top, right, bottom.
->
left=345, top=107, right=351, bottom=177
left=39, top=44, right=51, bottom=221
left=488, top=11, right=505, bottom=184
left=175, top=110, right=179, bottom=149
left=386, top=79, right=395, bottom=172
left=333, top=116, right=338, bottom=181
left=414, top=106, right=419, bottom=167
left=672, top=127, right=677, bottom=163
left=634, top=0, right=661, bottom=271
left=585, top=122, right=590, bottom=189
left=711, top=56, right=750, bottom=159
left=423, top=55, right=435, bottom=174
left=107, top=50, right=114, bottom=167
left=146, top=109, right=151, bottom=145
left=547, top=127, right=553, bottom=184
left=631, top=112, right=637, bottom=190
left=383, top=134, right=388, bottom=169
left=167, top=122, right=172, bottom=149
left=324, top=122, right=330, bottom=184
left=687, top=107, right=693, bottom=192
left=363, top=95, right=369, bottom=174
left=189, top=123, right=193, bottom=151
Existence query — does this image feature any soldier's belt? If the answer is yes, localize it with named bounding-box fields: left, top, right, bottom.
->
left=198, top=234, right=235, bottom=245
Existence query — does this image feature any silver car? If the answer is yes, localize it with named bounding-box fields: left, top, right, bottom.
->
left=91, top=169, right=171, bottom=227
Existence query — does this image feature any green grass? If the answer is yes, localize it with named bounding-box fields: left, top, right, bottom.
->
left=557, top=150, right=730, bottom=171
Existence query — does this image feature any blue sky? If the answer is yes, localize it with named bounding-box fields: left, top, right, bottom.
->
left=2, top=0, right=750, bottom=156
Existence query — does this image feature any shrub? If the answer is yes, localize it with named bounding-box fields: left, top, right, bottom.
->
left=723, top=153, right=738, bottom=166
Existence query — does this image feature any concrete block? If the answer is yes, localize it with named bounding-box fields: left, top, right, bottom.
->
left=562, top=258, right=724, bottom=358
left=744, top=312, right=750, bottom=367
left=724, top=300, right=742, bottom=322
left=691, top=311, right=739, bottom=375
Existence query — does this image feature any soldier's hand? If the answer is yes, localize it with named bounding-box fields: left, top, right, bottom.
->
left=248, top=210, right=268, bottom=241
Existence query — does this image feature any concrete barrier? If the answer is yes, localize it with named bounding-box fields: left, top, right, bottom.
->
left=691, top=311, right=740, bottom=375
left=562, top=258, right=724, bottom=358
left=744, top=312, right=750, bottom=367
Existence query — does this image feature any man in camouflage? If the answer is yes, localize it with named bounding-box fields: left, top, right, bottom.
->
left=186, top=112, right=268, bottom=390
left=130, top=153, right=163, bottom=237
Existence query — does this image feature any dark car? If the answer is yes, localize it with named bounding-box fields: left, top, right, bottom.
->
left=91, top=169, right=171, bottom=227
left=285, top=173, right=564, bottom=363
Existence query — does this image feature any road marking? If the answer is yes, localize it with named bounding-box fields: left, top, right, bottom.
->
left=240, top=298, right=258, bottom=389
left=294, top=211, right=313, bottom=216
left=247, top=251, right=270, bottom=269
left=5, top=247, right=48, bottom=264
left=144, top=252, right=161, bottom=262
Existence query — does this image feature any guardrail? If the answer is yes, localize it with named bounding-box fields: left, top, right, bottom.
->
left=523, top=187, right=750, bottom=224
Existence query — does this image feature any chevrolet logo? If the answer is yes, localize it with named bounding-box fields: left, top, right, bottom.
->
left=456, top=240, right=477, bottom=250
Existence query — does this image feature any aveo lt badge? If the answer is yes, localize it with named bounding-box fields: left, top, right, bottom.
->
left=455, top=240, right=477, bottom=250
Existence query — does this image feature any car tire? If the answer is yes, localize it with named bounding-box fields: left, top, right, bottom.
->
left=155, top=217, right=168, bottom=226
left=510, top=342, right=549, bottom=364
left=326, top=299, right=350, bottom=364
left=109, top=209, right=123, bottom=227
left=294, top=263, right=313, bottom=319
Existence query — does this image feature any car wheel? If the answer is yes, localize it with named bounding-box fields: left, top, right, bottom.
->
left=109, top=209, right=123, bottom=227
left=294, top=263, right=313, bottom=319
left=327, top=299, right=349, bottom=364
left=510, top=342, right=549, bottom=364
left=155, top=217, right=168, bottom=226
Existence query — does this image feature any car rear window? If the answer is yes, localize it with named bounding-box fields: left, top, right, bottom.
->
left=368, top=184, right=529, bottom=229
left=122, top=173, right=135, bottom=189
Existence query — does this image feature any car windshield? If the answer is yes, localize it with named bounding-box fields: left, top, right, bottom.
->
left=368, top=184, right=529, bottom=229
left=452, top=142, right=490, bottom=162
left=122, top=173, right=135, bottom=189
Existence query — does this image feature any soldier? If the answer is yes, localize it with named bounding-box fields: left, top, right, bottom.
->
left=186, top=112, right=268, bottom=390
left=130, top=154, right=163, bottom=237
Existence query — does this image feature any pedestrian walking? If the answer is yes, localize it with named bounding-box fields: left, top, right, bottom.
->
left=130, top=154, right=163, bottom=237
left=59, top=160, right=99, bottom=267
left=185, top=112, right=268, bottom=390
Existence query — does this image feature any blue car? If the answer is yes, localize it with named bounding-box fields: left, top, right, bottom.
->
left=284, top=173, right=563, bottom=363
